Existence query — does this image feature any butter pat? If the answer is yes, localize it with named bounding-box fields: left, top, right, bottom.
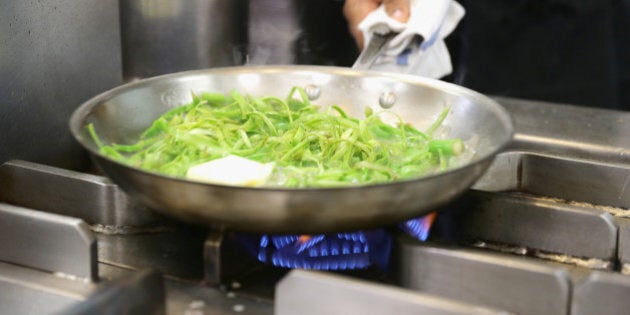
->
left=186, top=155, right=274, bottom=187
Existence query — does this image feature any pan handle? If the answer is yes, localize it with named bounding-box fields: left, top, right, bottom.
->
left=352, top=32, right=396, bottom=70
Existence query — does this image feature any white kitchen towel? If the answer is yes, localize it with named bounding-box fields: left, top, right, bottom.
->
left=358, top=0, right=465, bottom=79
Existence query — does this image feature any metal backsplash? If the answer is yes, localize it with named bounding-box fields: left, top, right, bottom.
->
left=120, top=0, right=248, bottom=81
left=0, top=0, right=123, bottom=171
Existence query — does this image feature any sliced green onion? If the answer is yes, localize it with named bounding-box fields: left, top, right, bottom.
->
left=87, top=87, right=465, bottom=188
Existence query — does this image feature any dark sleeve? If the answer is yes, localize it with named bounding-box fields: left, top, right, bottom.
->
left=447, top=0, right=628, bottom=110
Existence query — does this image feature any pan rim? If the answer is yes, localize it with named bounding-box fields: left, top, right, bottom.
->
left=69, top=65, right=514, bottom=193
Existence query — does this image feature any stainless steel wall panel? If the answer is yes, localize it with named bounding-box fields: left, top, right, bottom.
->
left=0, top=0, right=122, bottom=170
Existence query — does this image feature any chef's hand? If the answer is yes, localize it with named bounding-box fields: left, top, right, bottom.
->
left=343, top=0, right=410, bottom=50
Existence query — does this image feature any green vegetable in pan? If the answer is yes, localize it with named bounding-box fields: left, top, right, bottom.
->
left=88, top=86, right=464, bottom=187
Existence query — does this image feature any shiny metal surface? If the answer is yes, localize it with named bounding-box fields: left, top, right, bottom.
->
left=96, top=228, right=206, bottom=281
left=520, top=154, right=630, bottom=209
left=459, top=190, right=617, bottom=261
left=0, top=263, right=164, bottom=315
left=393, top=235, right=571, bottom=315
left=472, top=151, right=520, bottom=191
left=164, top=278, right=273, bottom=315
left=275, top=270, right=509, bottom=315
left=495, top=96, right=630, bottom=164
left=203, top=230, right=261, bottom=287
left=62, top=270, right=165, bottom=315
left=0, top=261, right=97, bottom=315
left=0, top=160, right=166, bottom=227
left=120, top=0, right=247, bottom=80
left=618, top=220, right=630, bottom=271
left=69, top=65, right=514, bottom=233
left=572, top=271, right=630, bottom=315
left=352, top=33, right=396, bottom=70
left=0, top=0, right=122, bottom=171
left=248, top=0, right=300, bottom=65
left=0, top=203, right=97, bottom=280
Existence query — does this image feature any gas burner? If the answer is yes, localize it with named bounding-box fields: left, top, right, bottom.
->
left=251, top=214, right=434, bottom=271
left=398, top=212, right=436, bottom=242
left=255, top=231, right=383, bottom=270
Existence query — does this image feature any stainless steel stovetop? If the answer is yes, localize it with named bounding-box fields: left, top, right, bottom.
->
left=2, top=96, right=630, bottom=315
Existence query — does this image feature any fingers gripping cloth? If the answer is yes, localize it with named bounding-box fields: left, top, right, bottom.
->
left=358, top=0, right=465, bottom=79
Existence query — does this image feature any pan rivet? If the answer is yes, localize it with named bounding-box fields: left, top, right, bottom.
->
left=304, top=84, right=321, bottom=101
left=379, top=91, right=397, bottom=108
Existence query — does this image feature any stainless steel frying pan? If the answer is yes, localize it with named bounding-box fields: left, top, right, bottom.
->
left=69, top=65, right=513, bottom=233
